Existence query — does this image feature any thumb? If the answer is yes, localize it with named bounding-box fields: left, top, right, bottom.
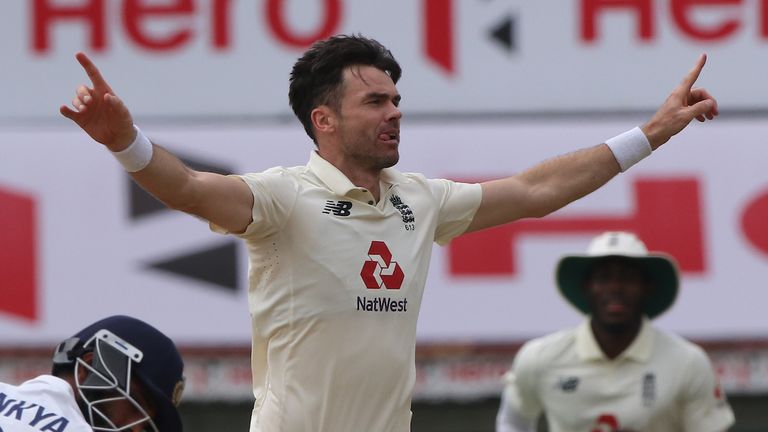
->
left=686, top=99, right=714, bottom=120
left=59, top=105, right=78, bottom=121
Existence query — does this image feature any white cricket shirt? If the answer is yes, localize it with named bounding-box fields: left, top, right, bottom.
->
left=218, top=151, right=482, bottom=432
left=498, top=319, right=735, bottom=432
left=0, top=375, right=92, bottom=432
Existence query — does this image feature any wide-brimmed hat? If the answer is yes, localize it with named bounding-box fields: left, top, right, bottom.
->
left=555, top=231, right=679, bottom=319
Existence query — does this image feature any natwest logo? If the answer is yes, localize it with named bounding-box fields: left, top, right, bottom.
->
left=360, top=241, right=404, bottom=289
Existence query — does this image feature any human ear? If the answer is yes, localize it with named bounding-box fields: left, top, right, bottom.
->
left=77, top=352, right=94, bottom=382
left=311, top=105, right=337, bottom=135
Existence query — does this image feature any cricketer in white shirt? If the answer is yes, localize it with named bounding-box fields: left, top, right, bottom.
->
left=497, top=319, right=735, bottom=432
left=214, top=151, right=482, bottom=432
left=496, top=232, right=735, bottom=432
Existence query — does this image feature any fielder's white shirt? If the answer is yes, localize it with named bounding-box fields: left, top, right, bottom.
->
left=497, top=318, right=735, bottom=432
left=0, top=375, right=92, bottom=432
left=217, top=151, right=482, bottom=432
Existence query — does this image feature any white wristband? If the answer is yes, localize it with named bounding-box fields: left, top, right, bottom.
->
left=605, top=126, right=652, bottom=172
left=112, top=125, right=153, bottom=172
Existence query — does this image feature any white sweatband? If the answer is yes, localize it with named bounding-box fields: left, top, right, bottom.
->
left=112, top=125, right=153, bottom=172
left=605, top=126, right=652, bottom=172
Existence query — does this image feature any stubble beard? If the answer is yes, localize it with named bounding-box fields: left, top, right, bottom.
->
left=343, top=135, right=399, bottom=171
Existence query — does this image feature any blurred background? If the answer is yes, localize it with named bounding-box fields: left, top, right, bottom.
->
left=1, top=1, right=767, bottom=431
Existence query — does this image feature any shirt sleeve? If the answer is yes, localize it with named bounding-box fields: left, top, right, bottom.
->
left=209, top=169, right=298, bottom=239
left=680, top=345, right=735, bottom=432
left=497, top=341, right=543, bottom=432
left=427, top=178, right=482, bottom=245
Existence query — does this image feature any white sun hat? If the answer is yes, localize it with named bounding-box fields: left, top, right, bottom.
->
left=555, top=231, right=680, bottom=319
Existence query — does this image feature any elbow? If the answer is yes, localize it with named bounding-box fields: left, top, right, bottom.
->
left=526, top=186, right=573, bottom=218
left=164, top=185, right=203, bottom=214
left=521, top=199, right=559, bottom=220
left=525, top=205, right=553, bottom=219
left=166, top=198, right=197, bottom=214
left=160, top=178, right=202, bottom=215
left=129, top=164, right=207, bottom=216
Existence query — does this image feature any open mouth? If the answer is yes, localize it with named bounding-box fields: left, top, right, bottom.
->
left=378, top=130, right=399, bottom=143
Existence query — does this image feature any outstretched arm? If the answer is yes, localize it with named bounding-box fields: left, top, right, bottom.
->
left=60, top=53, right=253, bottom=234
left=467, top=54, right=717, bottom=233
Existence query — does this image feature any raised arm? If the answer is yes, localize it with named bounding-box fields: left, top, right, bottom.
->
left=60, top=53, right=253, bottom=234
left=467, top=54, right=717, bottom=233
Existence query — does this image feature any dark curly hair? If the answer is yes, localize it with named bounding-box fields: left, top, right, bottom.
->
left=289, top=34, right=402, bottom=144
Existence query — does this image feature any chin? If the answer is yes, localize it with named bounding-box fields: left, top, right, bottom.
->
left=597, top=314, right=640, bottom=334
left=378, top=153, right=399, bottom=169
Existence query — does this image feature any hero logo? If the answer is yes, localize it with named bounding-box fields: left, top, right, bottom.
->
left=29, top=0, right=459, bottom=74
left=360, top=241, right=404, bottom=289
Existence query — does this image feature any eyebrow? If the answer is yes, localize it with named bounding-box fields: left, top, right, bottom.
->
left=365, top=92, right=401, bottom=103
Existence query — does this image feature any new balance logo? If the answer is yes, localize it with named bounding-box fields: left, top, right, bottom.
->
left=323, top=200, right=352, bottom=216
left=557, top=376, right=579, bottom=393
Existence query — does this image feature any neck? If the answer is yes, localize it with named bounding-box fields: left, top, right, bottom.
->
left=590, top=317, right=642, bottom=360
left=317, top=149, right=383, bottom=201
left=340, top=166, right=382, bottom=201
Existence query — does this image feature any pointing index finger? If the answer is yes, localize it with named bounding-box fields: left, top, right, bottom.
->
left=75, top=52, right=113, bottom=93
left=679, top=53, right=707, bottom=91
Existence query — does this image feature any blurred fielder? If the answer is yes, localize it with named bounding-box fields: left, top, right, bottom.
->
left=496, top=232, right=735, bottom=432
left=61, top=34, right=718, bottom=432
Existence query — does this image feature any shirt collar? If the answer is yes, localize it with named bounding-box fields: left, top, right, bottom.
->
left=575, top=317, right=654, bottom=363
left=307, top=150, right=408, bottom=197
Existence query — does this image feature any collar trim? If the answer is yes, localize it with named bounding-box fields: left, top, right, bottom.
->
left=576, top=317, right=653, bottom=362
left=307, top=151, right=408, bottom=197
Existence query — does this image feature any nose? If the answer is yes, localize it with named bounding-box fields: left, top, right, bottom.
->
left=387, top=102, right=402, bottom=121
left=602, top=277, right=625, bottom=293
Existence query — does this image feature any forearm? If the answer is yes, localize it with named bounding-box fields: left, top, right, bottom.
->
left=468, top=143, right=620, bottom=232
left=516, top=143, right=620, bottom=216
left=129, top=143, right=201, bottom=213
left=121, top=136, right=253, bottom=233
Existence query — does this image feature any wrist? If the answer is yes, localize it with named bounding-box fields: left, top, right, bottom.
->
left=111, top=125, right=153, bottom=172
left=639, top=122, right=666, bottom=150
left=605, top=127, right=652, bottom=172
left=108, top=126, right=138, bottom=152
